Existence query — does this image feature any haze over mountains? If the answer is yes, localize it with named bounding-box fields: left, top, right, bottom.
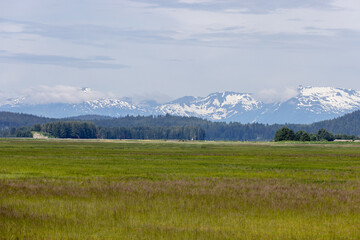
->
left=2, top=86, right=360, bottom=124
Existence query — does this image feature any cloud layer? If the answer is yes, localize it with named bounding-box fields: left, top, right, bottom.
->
left=1, top=85, right=300, bottom=105
left=0, top=0, right=360, bottom=98
left=0, top=52, right=128, bottom=69
left=6, top=85, right=106, bottom=105
left=255, top=87, right=299, bottom=103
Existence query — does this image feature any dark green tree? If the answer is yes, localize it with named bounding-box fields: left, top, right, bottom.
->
left=316, top=128, right=334, bottom=141
left=41, top=121, right=97, bottom=139
left=274, top=127, right=295, bottom=141
left=309, top=133, right=317, bottom=141
left=295, top=130, right=306, bottom=141
left=15, top=127, right=33, bottom=138
left=299, top=132, right=310, bottom=141
left=32, top=124, right=42, bottom=132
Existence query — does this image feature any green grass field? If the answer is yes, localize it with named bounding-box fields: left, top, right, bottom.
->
left=1, top=139, right=360, bottom=239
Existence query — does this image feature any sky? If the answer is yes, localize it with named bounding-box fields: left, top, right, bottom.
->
left=1, top=0, right=360, bottom=104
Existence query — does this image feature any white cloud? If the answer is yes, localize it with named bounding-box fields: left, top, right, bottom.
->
left=17, top=85, right=106, bottom=104
left=331, top=0, right=360, bottom=10
left=152, top=0, right=360, bottom=43
left=1, top=0, right=360, bottom=100
left=0, top=22, right=24, bottom=33
left=255, top=87, right=299, bottom=103
left=3, top=1, right=360, bottom=48
left=130, top=91, right=173, bottom=104
left=0, top=91, right=11, bottom=103
left=223, top=9, right=249, bottom=14
left=178, top=0, right=215, bottom=4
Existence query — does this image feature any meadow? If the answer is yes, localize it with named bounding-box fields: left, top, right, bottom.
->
left=1, top=139, right=360, bottom=239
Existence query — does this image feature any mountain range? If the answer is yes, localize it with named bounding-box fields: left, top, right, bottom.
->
left=2, top=86, right=360, bottom=124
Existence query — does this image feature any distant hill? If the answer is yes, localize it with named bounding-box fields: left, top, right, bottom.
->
left=0, top=112, right=54, bottom=129
left=1, top=110, right=360, bottom=140
left=305, top=110, right=360, bottom=136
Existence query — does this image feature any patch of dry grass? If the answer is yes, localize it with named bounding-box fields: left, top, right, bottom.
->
left=1, top=178, right=360, bottom=239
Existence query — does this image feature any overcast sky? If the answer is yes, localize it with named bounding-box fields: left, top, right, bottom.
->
left=1, top=0, right=360, bottom=103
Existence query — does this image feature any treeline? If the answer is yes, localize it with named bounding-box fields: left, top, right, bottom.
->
left=306, top=110, right=360, bottom=135
left=86, top=114, right=360, bottom=141
left=97, top=126, right=205, bottom=140
left=0, top=127, right=33, bottom=138
left=90, top=114, right=209, bottom=128
left=32, top=121, right=206, bottom=140
left=0, top=113, right=282, bottom=140
left=40, top=122, right=97, bottom=139
left=36, top=120, right=285, bottom=141
left=1, top=111, right=360, bottom=141
left=88, top=115, right=282, bottom=141
left=0, top=111, right=54, bottom=128
left=274, top=127, right=359, bottom=142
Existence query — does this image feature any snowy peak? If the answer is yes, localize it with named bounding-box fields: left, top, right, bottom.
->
left=2, top=86, right=360, bottom=124
left=295, top=86, right=360, bottom=113
left=156, top=91, right=262, bottom=120
left=68, top=97, right=148, bottom=117
left=81, top=87, right=92, bottom=94
left=2, top=96, right=26, bottom=107
left=198, top=91, right=261, bottom=109
left=2, top=87, right=97, bottom=107
left=85, top=98, right=137, bottom=110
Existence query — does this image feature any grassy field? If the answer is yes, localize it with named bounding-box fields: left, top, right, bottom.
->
left=1, top=139, right=360, bottom=239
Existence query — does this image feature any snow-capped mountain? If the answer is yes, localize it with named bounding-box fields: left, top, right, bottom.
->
left=156, top=91, right=263, bottom=122
left=2, top=86, right=360, bottom=124
left=72, top=98, right=147, bottom=116
left=255, top=86, right=360, bottom=124
left=295, top=86, right=360, bottom=113
left=0, top=87, right=149, bottom=117
left=0, top=98, right=147, bottom=118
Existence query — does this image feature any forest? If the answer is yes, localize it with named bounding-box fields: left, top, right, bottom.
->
left=37, top=121, right=205, bottom=140
left=0, top=111, right=360, bottom=140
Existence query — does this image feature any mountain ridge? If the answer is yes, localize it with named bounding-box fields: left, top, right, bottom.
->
left=2, top=86, right=360, bottom=124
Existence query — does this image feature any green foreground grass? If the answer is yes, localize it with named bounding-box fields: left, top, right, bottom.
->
left=1, top=139, right=360, bottom=239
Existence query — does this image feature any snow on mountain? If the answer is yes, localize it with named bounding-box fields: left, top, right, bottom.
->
left=2, top=86, right=360, bottom=123
left=0, top=87, right=146, bottom=118
left=77, top=88, right=140, bottom=112
left=156, top=91, right=263, bottom=120
left=81, top=87, right=92, bottom=94
left=296, top=86, right=360, bottom=113
left=2, top=97, right=26, bottom=107
left=68, top=98, right=148, bottom=117
left=258, top=86, right=360, bottom=124
left=84, top=99, right=137, bottom=110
